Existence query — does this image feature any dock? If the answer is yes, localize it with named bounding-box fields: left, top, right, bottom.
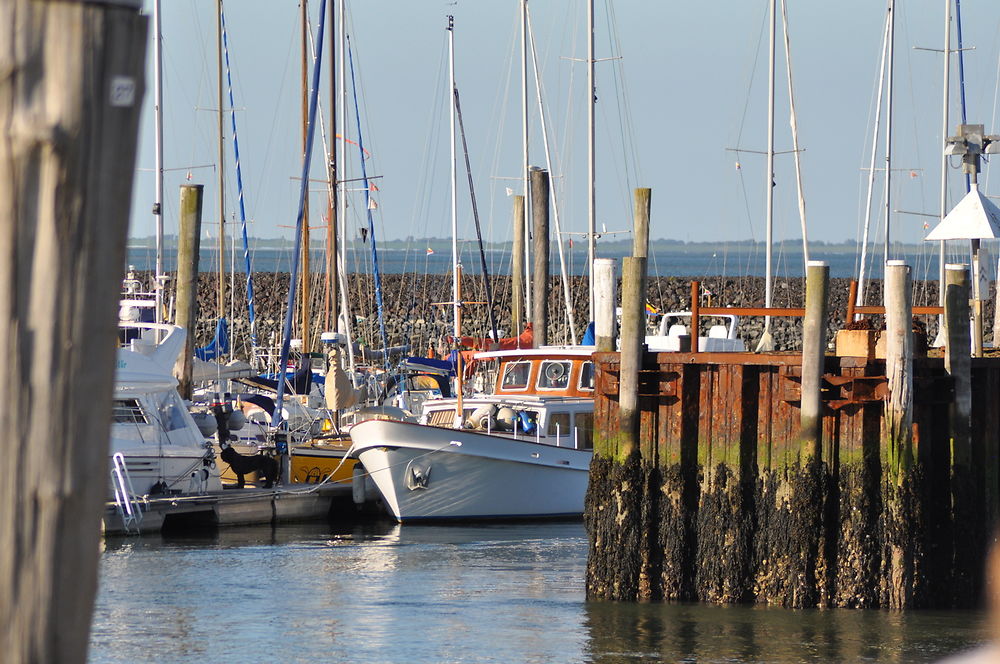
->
left=586, top=262, right=1000, bottom=609
left=103, top=483, right=357, bottom=536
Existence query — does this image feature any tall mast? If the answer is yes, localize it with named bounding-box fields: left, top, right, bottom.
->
left=760, top=0, right=776, bottom=349
left=448, top=16, right=460, bottom=341
left=883, top=0, right=895, bottom=265
left=338, top=0, right=354, bottom=372
left=327, top=0, right=337, bottom=334
left=216, top=0, right=226, bottom=324
left=586, top=0, right=595, bottom=322
left=521, top=0, right=532, bottom=320
left=153, top=0, right=164, bottom=323
left=300, top=0, right=312, bottom=351
left=937, top=0, right=951, bottom=307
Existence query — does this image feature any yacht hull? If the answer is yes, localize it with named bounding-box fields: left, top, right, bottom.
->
left=350, top=419, right=590, bottom=522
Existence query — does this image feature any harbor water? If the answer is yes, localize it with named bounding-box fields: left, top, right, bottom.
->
left=90, top=521, right=988, bottom=663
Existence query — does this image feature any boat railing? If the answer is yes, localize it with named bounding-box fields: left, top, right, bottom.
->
left=110, top=452, right=144, bottom=535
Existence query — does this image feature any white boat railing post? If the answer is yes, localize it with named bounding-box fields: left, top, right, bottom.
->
left=574, top=427, right=579, bottom=450
left=555, top=422, right=561, bottom=447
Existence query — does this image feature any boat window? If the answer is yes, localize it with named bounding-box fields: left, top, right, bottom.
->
left=112, top=399, right=147, bottom=424
left=578, top=361, right=595, bottom=391
left=537, top=360, right=572, bottom=390
left=547, top=412, right=570, bottom=438
left=500, top=361, right=531, bottom=390
left=573, top=412, right=594, bottom=450
left=154, top=391, right=189, bottom=432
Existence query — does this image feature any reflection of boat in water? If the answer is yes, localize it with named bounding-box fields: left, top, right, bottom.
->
left=350, top=347, right=594, bottom=522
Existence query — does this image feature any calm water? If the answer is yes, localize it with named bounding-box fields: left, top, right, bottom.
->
left=90, top=521, right=987, bottom=663
left=126, top=246, right=948, bottom=280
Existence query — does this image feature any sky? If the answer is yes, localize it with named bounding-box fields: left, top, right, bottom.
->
left=129, top=0, right=1000, bottom=252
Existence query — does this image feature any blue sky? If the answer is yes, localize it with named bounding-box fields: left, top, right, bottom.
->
left=129, top=0, right=1000, bottom=250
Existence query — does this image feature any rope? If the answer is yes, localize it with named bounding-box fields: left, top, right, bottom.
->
left=220, top=5, right=258, bottom=349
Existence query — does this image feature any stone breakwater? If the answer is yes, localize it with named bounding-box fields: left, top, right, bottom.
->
left=138, top=271, right=989, bottom=355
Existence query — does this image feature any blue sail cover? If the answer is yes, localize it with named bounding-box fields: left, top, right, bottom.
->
left=195, top=318, right=229, bottom=361
left=581, top=322, right=596, bottom=345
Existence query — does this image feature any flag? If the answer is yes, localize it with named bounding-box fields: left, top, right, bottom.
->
left=368, top=198, right=378, bottom=210
left=645, top=302, right=658, bottom=316
left=427, top=247, right=435, bottom=255
left=505, top=187, right=514, bottom=196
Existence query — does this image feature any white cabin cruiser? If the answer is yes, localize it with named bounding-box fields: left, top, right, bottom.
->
left=112, top=323, right=221, bottom=499
left=350, top=347, right=595, bottom=522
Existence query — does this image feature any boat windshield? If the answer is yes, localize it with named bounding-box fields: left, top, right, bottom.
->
left=153, top=391, right=189, bottom=432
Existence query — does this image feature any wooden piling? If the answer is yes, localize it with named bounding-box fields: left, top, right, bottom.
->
left=883, top=260, right=916, bottom=608
left=174, top=185, right=205, bottom=400
left=511, top=195, right=525, bottom=336
left=800, top=261, right=829, bottom=462
left=884, top=261, right=914, bottom=482
left=531, top=168, right=549, bottom=347
left=633, top=188, right=651, bottom=259
left=0, top=2, right=147, bottom=661
left=945, top=264, right=975, bottom=601
left=593, top=258, right=617, bottom=352
left=618, top=256, right=647, bottom=458
left=690, top=281, right=700, bottom=346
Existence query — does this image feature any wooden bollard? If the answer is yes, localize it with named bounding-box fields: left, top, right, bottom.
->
left=511, top=194, right=525, bottom=336
left=690, top=281, right=700, bottom=349
left=594, top=258, right=617, bottom=352
left=531, top=168, right=549, bottom=347
left=174, top=184, right=204, bottom=400
left=619, top=256, right=647, bottom=458
left=884, top=260, right=913, bottom=481
left=944, top=264, right=972, bottom=468
left=633, top=188, right=651, bottom=259
left=800, top=261, right=829, bottom=462
left=944, top=263, right=975, bottom=599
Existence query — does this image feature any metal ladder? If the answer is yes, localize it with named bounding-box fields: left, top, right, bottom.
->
left=110, top=452, right=144, bottom=534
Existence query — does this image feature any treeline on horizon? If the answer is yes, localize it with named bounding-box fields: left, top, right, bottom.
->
left=129, top=235, right=922, bottom=254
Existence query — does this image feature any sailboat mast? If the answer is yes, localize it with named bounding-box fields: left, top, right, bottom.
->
left=300, top=0, right=312, bottom=352
left=764, top=0, right=775, bottom=318
left=338, top=0, right=354, bottom=373
left=937, top=0, right=951, bottom=306
left=521, top=0, right=532, bottom=320
left=153, top=0, right=164, bottom=324
left=883, top=0, right=895, bottom=264
left=449, top=16, right=460, bottom=341
left=327, top=0, right=338, bottom=334
left=587, top=0, right=596, bottom=322
left=216, top=0, right=226, bottom=325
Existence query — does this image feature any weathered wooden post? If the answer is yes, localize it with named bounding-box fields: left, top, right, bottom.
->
left=619, top=256, right=647, bottom=457
left=884, top=259, right=916, bottom=608
left=511, top=195, right=525, bottom=336
left=0, top=2, right=147, bottom=662
left=586, top=190, right=651, bottom=602
left=531, top=168, right=549, bottom=347
left=944, top=264, right=975, bottom=601
left=593, top=258, right=617, bottom=352
left=174, top=184, right=204, bottom=400
left=800, top=261, right=829, bottom=461
left=633, top=188, right=651, bottom=259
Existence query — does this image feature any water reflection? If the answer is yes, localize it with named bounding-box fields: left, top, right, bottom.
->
left=92, top=522, right=990, bottom=664
left=583, top=601, right=989, bottom=663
